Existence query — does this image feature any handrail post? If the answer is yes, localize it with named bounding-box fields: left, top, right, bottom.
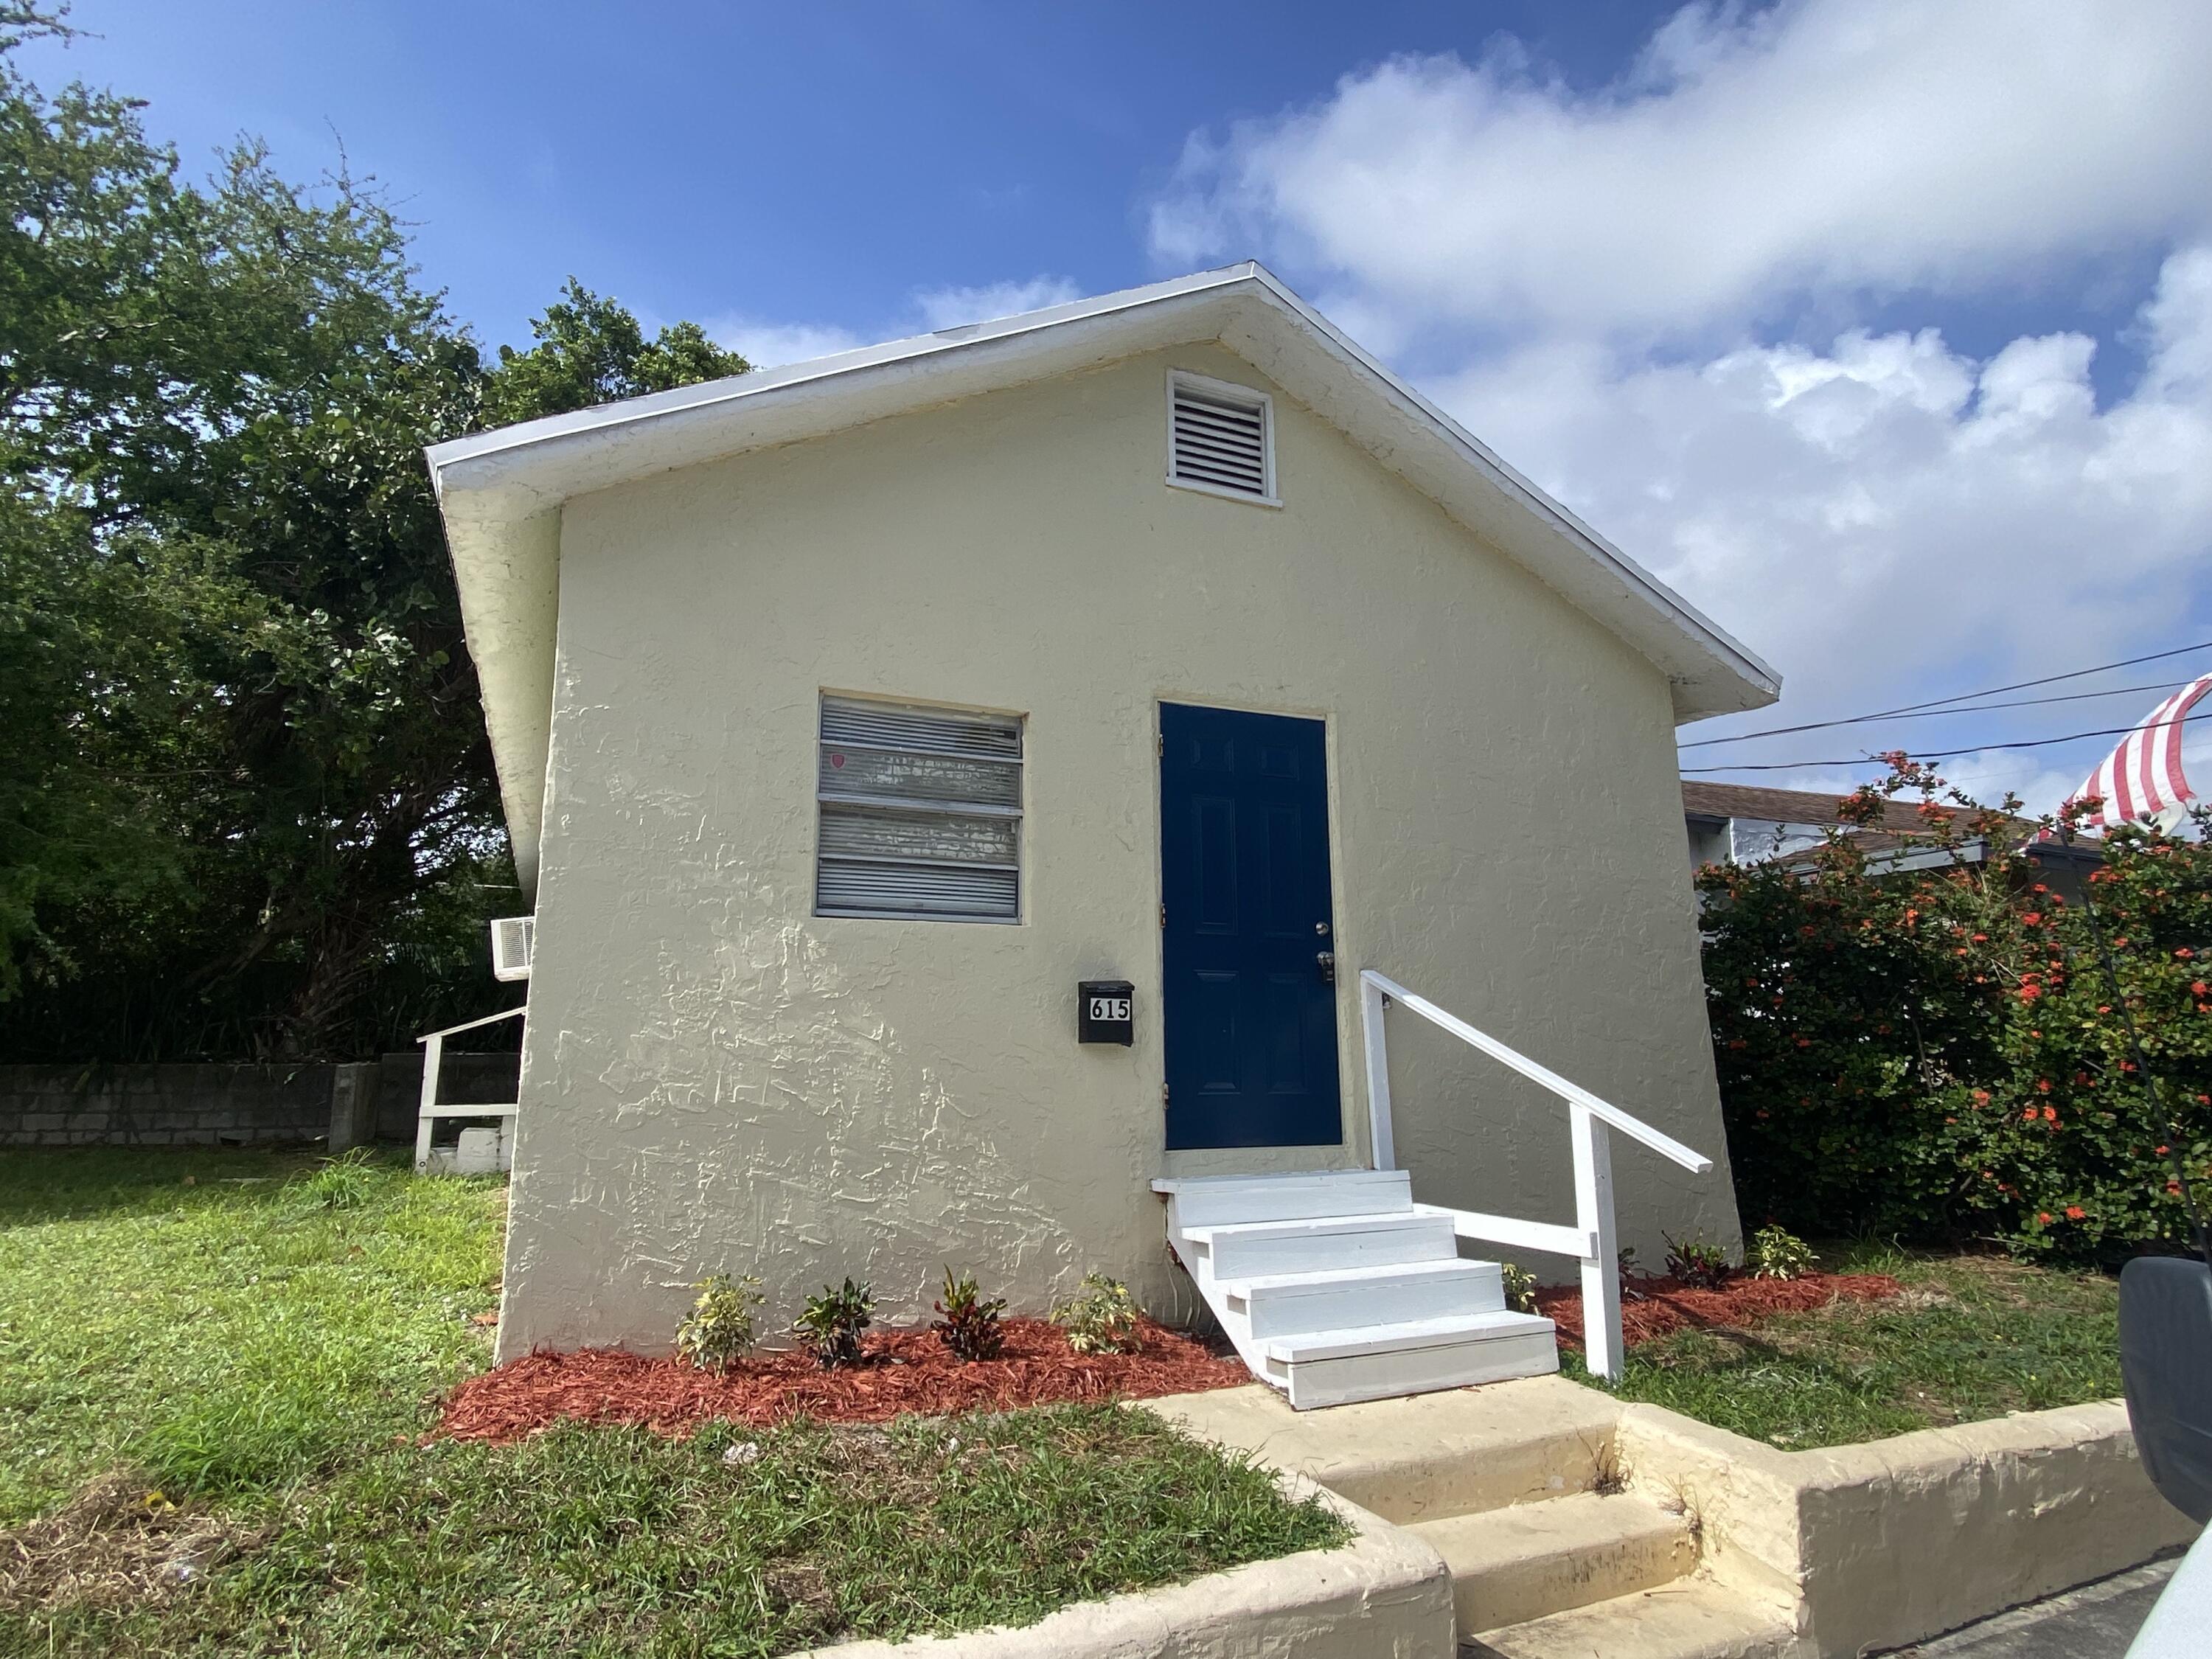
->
left=414, top=1031, right=443, bottom=1175
left=1571, top=1103, right=1624, bottom=1382
left=1361, top=972, right=1396, bottom=1171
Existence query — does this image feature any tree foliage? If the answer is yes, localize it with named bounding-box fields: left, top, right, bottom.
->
left=1702, top=759, right=2212, bottom=1262
left=0, top=24, right=747, bottom=1058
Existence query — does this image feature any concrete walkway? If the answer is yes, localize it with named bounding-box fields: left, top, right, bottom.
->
left=1879, top=1559, right=2177, bottom=1657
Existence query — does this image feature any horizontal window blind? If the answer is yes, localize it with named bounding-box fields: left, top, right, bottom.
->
left=816, top=695, right=1023, bottom=922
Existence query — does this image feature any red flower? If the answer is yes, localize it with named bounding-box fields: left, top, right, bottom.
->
left=2065, top=1206, right=2086, bottom=1220
left=2179, top=948, right=2197, bottom=960
left=2022, top=912, right=2043, bottom=926
left=2023, top=1107, right=2040, bottom=1121
left=2036, top=1078, right=2053, bottom=1093
left=2018, top=985, right=2042, bottom=1002
left=2043, top=1106, right=2058, bottom=1123
left=2038, top=1211, right=2053, bottom=1225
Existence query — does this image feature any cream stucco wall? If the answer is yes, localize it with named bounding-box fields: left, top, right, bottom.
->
left=497, top=341, right=1741, bottom=1359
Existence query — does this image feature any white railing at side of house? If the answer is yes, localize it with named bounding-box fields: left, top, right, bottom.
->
left=1358, top=969, right=1714, bottom=1382
left=414, top=1003, right=527, bottom=1174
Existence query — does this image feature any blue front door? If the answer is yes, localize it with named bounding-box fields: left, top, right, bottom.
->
left=1160, top=703, right=1343, bottom=1150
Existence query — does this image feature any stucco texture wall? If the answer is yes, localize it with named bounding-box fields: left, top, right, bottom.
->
left=497, top=341, right=1741, bottom=1359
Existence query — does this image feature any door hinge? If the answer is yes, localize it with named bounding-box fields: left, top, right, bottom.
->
left=1156, top=731, right=1164, bottom=757
left=1161, top=1082, right=1171, bottom=1105
left=1160, top=902, right=1167, bottom=928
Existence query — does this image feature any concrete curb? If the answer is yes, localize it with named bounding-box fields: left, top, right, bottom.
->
left=1613, top=1396, right=2201, bottom=1656
left=790, top=1478, right=1454, bottom=1658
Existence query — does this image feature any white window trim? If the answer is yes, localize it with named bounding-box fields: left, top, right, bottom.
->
left=813, top=693, right=1026, bottom=925
left=1164, top=368, right=1281, bottom=509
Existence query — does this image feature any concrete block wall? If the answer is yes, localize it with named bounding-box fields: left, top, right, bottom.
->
left=0, top=1063, right=337, bottom=1147
left=0, top=1051, right=521, bottom=1149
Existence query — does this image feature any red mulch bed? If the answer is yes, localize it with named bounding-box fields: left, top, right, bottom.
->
left=1537, top=1271, right=1903, bottom=1352
left=439, top=1318, right=1248, bottom=1444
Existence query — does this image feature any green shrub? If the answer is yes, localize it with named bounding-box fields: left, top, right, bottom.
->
left=1747, top=1225, right=1815, bottom=1281
left=794, top=1278, right=873, bottom=1369
left=931, top=1267, right=1008, bottom=1361
left=297, top=1147, right=378, bottom=1211
left=1702, top=760, right=2212, bottom=1264
left=675, top=1273, right=763, bottom=1371
left=1052, top=1273, right=1141, bottom=1355
left=1663, top=1231, right=1732, bottom=1290
left=1498, top=1262, right=1538, bottom=1314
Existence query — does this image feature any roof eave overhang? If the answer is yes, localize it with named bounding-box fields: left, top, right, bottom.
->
left=430, top=262, right=1779, bottom=895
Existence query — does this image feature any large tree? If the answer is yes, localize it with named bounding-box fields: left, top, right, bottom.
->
left=0, top=16, right=748, bottom=1058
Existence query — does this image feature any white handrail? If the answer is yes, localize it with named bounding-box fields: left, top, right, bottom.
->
left=414, top=1002, right=527, bottom=1174
left=415, top=1004, right=529, bottom=1043
left=1360, top=972, right=1710, bottom=1173
left=1358, top=968, right=1713, bottom=1380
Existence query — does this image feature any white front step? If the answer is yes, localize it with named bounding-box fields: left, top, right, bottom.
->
left=1156, top=1170, right=1559, bottom=1409
left=1228, top=1258, right=1504, bottom=1337
left=1261, top=1310, right=1559, bottom=1410
left=1155, top=1169, right=1411, bottom=1228
left=1185, top=1209, right=1459, bottom=1278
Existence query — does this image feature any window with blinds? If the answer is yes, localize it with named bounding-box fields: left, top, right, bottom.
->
left=1167, top=371, right=1276, bottom=503
left=815, top=695, right=1023, bottom=922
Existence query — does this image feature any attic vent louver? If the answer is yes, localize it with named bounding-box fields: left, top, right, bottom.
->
left=1168, top=371, right=1275, bottom=503
left=815, top=695, right=1023, bottom=922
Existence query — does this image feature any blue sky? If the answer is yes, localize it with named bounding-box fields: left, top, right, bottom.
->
left=25, top=1, right=2212, bottom=810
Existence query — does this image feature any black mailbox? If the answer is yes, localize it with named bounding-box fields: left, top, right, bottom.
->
left=1078, top=980, right=1135, bottom=1045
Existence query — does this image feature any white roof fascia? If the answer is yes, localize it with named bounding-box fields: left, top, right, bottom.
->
left=429, top=262, right=1779, bottom=894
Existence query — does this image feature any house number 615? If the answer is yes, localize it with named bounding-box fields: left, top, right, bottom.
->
left=1088, top=995, right=1131, bottom=1022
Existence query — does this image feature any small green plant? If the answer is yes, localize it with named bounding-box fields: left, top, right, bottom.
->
left=1052, top=1272, right=1141, bottom=1355
left=299, top=1147, right=376, bottom=1210
left=1747, top=1225, right=1815, bottom=1282
left=675, top=1273, right=763, bottom=1371
left=794, top=1277, right=874, bottom=1369
left=1618, top=1245, right=1647, bottom=1301
left=1499, top=1262, right=1538, bottom=1315
left=931, top=1267, right=1008, bottom=1361
left=1663, top=1231, right=1733, bottom=1290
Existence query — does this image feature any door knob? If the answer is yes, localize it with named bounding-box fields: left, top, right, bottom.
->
left=1316, top=951, right=1335, bottom=984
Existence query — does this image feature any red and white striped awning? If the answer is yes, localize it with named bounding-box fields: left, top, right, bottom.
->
left=2061, top=675, right=2212, bottom=830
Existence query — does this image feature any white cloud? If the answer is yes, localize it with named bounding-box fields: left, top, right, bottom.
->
left=1453, top=246, right=2212, bottom=803
left=1151, top=0, right=2212, bottom=342
left=706, top=316, right=866, bottom=368
left=704, top=276, right=1085, bottom=368
left=911, top=276, right=1082, bottom=331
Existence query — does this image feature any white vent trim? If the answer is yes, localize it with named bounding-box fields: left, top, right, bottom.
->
left=1166, top=369, right=1278, bottom=507
left=815, top=695, right=1024, bottom=923
left=489, top=915, right=535, bottom=981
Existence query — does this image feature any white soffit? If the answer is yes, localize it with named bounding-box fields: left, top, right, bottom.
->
left=428, top=262, right=1781, bottom=891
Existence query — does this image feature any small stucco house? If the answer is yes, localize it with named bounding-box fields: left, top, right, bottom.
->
left=428, top=263, right=1781, bottom=1403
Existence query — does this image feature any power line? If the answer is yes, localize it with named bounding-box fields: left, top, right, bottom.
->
left=1680, top=706, right=2212, bottom=774
left=1682, top=638, right=2212, bottom=750
left=1680, top=678, right=2197, bottom=747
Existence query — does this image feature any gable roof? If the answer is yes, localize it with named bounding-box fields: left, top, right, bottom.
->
left=429, top=262, right=1781, bottom=891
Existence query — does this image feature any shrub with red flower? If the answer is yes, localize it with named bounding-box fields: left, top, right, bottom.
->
left=1698, top=760, right=2212, bottom=1264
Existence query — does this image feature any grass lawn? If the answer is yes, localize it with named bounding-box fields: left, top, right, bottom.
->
left=1568, top=1240, right=2123, bottom=1450
left=0, top=1148, right=1345, bottom=1657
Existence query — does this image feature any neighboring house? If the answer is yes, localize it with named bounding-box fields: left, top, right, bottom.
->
left=428, top=263, right=1781, bottom=1405
left=1683, top=779, right=2100, bottom=903
left=1683, top=779, right=1935, bottom=867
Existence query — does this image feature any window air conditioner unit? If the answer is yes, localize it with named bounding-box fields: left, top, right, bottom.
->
left=490, top=915, right=535, bottom=982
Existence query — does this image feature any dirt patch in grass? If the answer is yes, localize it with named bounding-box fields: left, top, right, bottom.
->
left=442, top=1318, right=1247, bottom=1442
left=0, top=1472, right=256, bottom=1614
left=1537, top=1270, right=1902, bottom=1349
